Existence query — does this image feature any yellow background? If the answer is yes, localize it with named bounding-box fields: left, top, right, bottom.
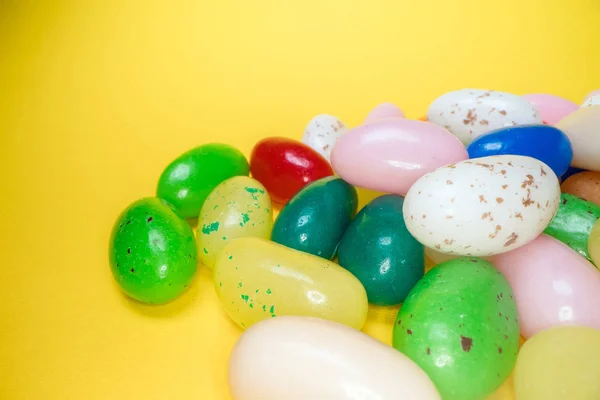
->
left=1, top=1, right=599, bottom=399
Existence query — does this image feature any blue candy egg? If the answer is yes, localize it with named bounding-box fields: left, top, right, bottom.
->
left=467, top=124, right=573, bottom=178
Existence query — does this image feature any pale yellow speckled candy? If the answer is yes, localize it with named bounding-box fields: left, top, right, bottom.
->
left=196, top=176, right=272, bottom=268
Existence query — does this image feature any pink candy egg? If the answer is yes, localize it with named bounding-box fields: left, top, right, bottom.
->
left=493, top=234, right=600, bottom=338
left=331, top=119, right=468, bottom=195
left=364, top=102, right=405, bottom=124
left=522, top=94, right=578, bottom=125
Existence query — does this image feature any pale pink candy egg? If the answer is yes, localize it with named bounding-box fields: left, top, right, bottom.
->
left=584, top=89, right=600, bottom=102
left=330, top=118, right=468, bottom=195
left=363, top=102, right=405, bottom=124
left=522, top=94, right=578, bottom=125
left=493, top=234, right=600, bottom=339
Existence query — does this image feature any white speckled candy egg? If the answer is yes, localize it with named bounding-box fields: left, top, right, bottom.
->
left=581, top=95, right=600, bottom=107
left=301, top=114, right=348, bottom=162
left=404, top=155, right=560, bottom=256
left=427, top=89, right=542, bottom=144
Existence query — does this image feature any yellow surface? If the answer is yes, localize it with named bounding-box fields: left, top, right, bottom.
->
left=1, top=1, right=599, bottom=399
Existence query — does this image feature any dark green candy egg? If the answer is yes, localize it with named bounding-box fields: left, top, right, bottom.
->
left=109, top=197, right=198, bottom=304
left=392, top=257, right=519, bottom=400
left=337, top=195, right=424, bottom=305
left=271, top=176, right=357, bottom=259
left=544, top=193, right=600, bottom=262
left=156, top=143, right=249, bottom=218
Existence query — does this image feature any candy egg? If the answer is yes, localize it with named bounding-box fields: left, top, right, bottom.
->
left=521, top=93, right=578, bottom=125
left=561, top=166, right=587, bottom=182
left=514, top=326, right=600, bottom=400
left=493, top=234, right=600, bottom=338
left=271, top=177, right=357, bottom=259
left=588, top=219, right=600, bottom=265
left=561, top=171, right=600, bottom=205
left=427, top=89, right=542, bottom=144
left=581, top=94, right=600, bottom=107
left=301, top=114, right=348, bottom=162
left=393, top=258, right=519, bottom=400
left=196, top=176, right=272, bottom=268
left=337, top=195, right=424, bottom=305
left=156, top=143, right=249, bottom=218
left=467, top=124, right=573, bottom=178
left=331, top=118, right=468, bottom=195
left=250, top=137, right=333, bottom=205
left=404, top=155, right=560, bottom=256
left=363, top=102, right=405, bottom=124
left=543, top=193, right=600, bottom=262
left=229, top=316, right=441, bottom=400
left=109, top=197, right=197, bottom=304
left=555, top=106, right=600, bottom=171
left=584, top=89, right=600, bottom=101
left=213, top=237, right=368, bottom=329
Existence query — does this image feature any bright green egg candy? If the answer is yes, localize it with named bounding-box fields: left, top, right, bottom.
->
left=392, top=257, right=519, bottom=400
left=109, top=197, right=198, bottom=304
left=544, top=193, right=600, bottom=262
left=156, top=143, right=249, bottom=218
left=197, top=176, right=273, bottom=268
left=271, top=176, right=357, bottom=259
left=337, top=194, right=424, bottom=305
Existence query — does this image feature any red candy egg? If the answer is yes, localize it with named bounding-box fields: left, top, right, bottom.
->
left=250, top=137, right=334, bottom=205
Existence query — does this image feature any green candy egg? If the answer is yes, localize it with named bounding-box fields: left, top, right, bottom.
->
left=392, top=257, right=519, bottom=400
left=544, top=193, right=600, bottom=263
left=271, top=176, right=358, bottom=259
left=109, top=197, right=198, bottom=304
left=156, top=143, right=249, bottom=218
left=337, top=195, right=424, bottom=305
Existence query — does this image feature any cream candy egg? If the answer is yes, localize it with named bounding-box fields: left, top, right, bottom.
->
left=301, top=114, right=347, bottom=162
left=403, top=155, right=561, bottom=256
left=427, top=89, right=542, bottom=144
left=556, top=106, right=600, bottom=171
left=228, top=316, right=441, bottom=400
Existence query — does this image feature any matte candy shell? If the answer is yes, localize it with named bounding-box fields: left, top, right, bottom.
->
left=364, top=102, right=405, bottom=124
left=301, top=114, right=347, bottom=162
left=493, top=234, right=600, bottom=338
left=404, top=155, right=561, bottom=256
left=555, top=106, right=600, bottom=171
left=522, top=93, right=578, bottom=125
left=514, top=326, right=600, bottom=400
left=196, top=176, right=272, bottom=268
left=581, top=94, right=600, bottom=107
left=250, top=137, right=334, bottom=205
left=588, top=219, right=600, bottom=266
left=331, top=118, right=468, bottom=195
left=109, top=197, right=197, bottom=304
left=562, top=172, right=600, bottom=206
left=271, top=177, right=357, bottom=259
left=337, top=195, right=424, bottom=305
left=427, top=89, right=541, bottom=144
left=229, top=317, right=441, bottom=400
left=584, top=89, right=600, bottom=101
left=392, top=258, right=520, bottom=400
left=467, top=124, right=573, bottom=178
left=213, top=238, right=368, bottom=329
left=156, top=143, right=249, bottom=218
left=543, top=193, right=600, bottom=262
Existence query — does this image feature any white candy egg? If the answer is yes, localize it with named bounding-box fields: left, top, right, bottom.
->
left=427, top=89, right=542, bottom=144
left=581, top=94, right=600, bottom=107
left=301, top=114, right=347, bottom=162
left=404, top=155, right=560, bottom=256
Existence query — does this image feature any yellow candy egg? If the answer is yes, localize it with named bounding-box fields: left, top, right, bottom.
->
left=196, top=176, right=273, bottom=268
left=588, top=218, right=600, bottom=266
left=514, top=326, right=600, bottom=400
left=213, top=237, right=368, bottom=330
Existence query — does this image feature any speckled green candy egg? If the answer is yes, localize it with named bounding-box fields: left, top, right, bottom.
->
left=109, top=197, right=198, bottom=304
left=392, top=258, right=520, bottom=400
left=156, top=143, right=249, bottom=219
left=271, top=176, right=358, bottom=259
left=337, top=195, right=424, bottom=305
left=197, top=176, right=273, bottom=268
left=544, top=193, right=600, bottom=262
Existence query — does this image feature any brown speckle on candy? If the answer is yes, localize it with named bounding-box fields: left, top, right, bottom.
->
left=499, top=110, right=507, bottom=116
left=463, top=108, right=477, bottom=125
left=502, top=184, right=508, bottom=189
left=514, top=212, right=524, bottom=220
left=460, top=335, right=473, bottom=352
left=446, top=180, right=453, bottom=185
left=504, top=233, right=518, bottom=247
left=496, top=197, right=504, bottom=204
left=479, top=195, right=487, bottom=203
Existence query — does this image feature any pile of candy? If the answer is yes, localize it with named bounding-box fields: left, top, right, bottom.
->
left=109, top=89, right=600, bottom=400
